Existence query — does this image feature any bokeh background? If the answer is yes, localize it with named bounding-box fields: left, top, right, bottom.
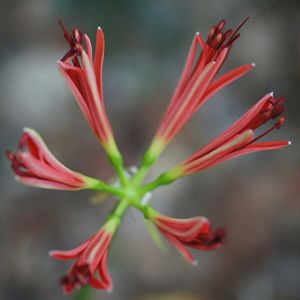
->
left=1, top=0, right=299, bottom=299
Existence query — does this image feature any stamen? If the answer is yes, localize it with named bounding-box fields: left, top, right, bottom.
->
left=207, top=17, right=250, bottom=52
left=5, top=150, right=14, bottom=161
left=225, top=17, right=250, bottom=47
left=248, top=116, right=287, bottom=145
left=73, top=29, right=82, bottom=44
left=207, top=25, right=216, bottom=42
left=275, top=116, right=287, bottom=129
left=223, top=29, right=233, bottom=41
left=58, top=19, right=84, bottom=64
left=58, top=18, right=74, bottom=47
left=216, top=19, right=226, bottom=31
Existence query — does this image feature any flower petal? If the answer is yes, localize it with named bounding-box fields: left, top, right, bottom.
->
left=202, top=63, right=254, bottom=103
left=161, top=230, right=196, bottom=264
left=50, top=240, right=90, bottom=260
left=94, top=27, right=105, bottom=100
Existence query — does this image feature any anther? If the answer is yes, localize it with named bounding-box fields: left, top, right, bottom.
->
left=275, top=116, right=287, bottom=129
left=73, top=29, right=82, bottom=43
left=217, top=19, right=226, bottom=31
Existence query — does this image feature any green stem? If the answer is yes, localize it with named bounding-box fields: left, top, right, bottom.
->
left=109, top=197, right=130, bottom=220
left=131, top=138, right=166, bottom=186
left=131, top=164, right=150, bottom=187
left=114, top=163, right=129, bottom=187
left=105, top=140, right=129, bottom=187
left=91, top=181, right=125, bottom=197
left=140, top=172, right=175, bottom=193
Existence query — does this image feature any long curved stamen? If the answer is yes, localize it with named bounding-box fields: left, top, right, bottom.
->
left=249, top=116, right=287, bottom=145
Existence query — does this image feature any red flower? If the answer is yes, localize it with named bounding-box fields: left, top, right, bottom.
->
left=6, top=128, right=96, bottom=190
left=176, top=93, right=289, bottom=176
left=147, top=208, right=225, bottom=264
left=148, top=19, right=253, bottom=156
left=50, top=221, right=116, bottom=293
left=58, top=21, right=117, bottom=153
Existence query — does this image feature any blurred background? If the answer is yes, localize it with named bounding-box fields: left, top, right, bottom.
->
left=0, top=0, right=299, bottom=299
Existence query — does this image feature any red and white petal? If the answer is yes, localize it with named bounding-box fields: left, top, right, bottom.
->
left=160, top=230, right=196, bottom=265
left=50, top=240, right=90, bottom=260
left=94, top=27, right=105, bottom=100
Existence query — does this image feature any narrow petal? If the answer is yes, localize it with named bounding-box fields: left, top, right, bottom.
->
left=15, top=176, right=84, bottom=190
left=187, top=227, right=226, bottom=250
left=159, top=61, right=216, bottom=140
left=58, top=62, right=96, bottom=131
left=81, top=50, right=112, bottom=143
left=23, top=128, right=81, bottom=176
left=194, top=33, right=209, bottom=70
left=202, top=63, right=254, bottom=103
left=84, top=34, right=93, bottom=63
left=88, top=235, right=111, bottom=273
left=156, top=216, right=209, bottom=242
left=20, top=153, right=84, bottom=186
left=50, top=240, right=90, bottom=260
left=184, top=129, right=254, bottom=174
left=167, top=33, right=201, bottom=112
left=206, top=140, right=290, bottom=169
left=8, top=129, right=91, bottom=190
left=94, top=27, right=105, bottom=100
left=186, top=94, right=271, bottom=160
left=161, top=230, right=196, bottom=264
left=89, top=258, right=112, bottom=291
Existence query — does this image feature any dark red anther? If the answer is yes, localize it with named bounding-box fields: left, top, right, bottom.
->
left=271, top=96, right=285, bottom=118
left=196, top=227, right=226, bottom=247
left=216, top=19, right=226, bottom=31
left=61, top=264, right=91, bottom=291
left=73, top=28, right=82, bottom=44
left=5, top=150, right=14, bottom=161
left=215, top=32, right=224, bottom=44
left=212, top=227, right=226, bottom=244
left=223, top=29, right=233, bottom=40
left=275, top=116, right=287, bottom=129
left=206, top=17, right=249, bottom=52
left=210, top=32, right=224, bottom=48
left=58, top=19, right=85, bottom=63
left=207, top=25, right=216, bottom=42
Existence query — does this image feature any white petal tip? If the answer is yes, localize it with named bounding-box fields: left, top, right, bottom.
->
left=14, top=176, right=20, bottom=181
left=288, top=141, right=292, bottom=146
left=23, top=127, right=36, bottom=134
left=196, top=31, right=200, bottom=35
left=251, top=62, right=256, bottom=67
left=97, top=26, right=102, bottom=31
left=269, top=91, right=274, bottom=96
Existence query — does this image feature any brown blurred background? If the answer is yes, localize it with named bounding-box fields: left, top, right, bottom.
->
left=0, top=0, right=300, bottom=299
